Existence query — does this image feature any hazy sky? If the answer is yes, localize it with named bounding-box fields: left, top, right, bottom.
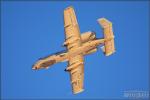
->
left=1, top=1, right=149, bottom=99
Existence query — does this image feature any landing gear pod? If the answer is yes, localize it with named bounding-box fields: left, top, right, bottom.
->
left=98, top=18, right=115, bottom=56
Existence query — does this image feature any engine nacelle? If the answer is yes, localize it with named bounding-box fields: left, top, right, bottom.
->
left=81, top=31, right=96, bottom=43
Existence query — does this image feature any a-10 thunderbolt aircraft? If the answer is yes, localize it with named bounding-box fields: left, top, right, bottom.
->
left=32, top=6, right=116, bottom=94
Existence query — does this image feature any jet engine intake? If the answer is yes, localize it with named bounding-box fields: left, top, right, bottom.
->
left=81, top=31, right=96, bottom=43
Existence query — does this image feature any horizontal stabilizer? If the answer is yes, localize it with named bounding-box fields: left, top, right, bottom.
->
left=98, top=18, right=115, bottom=56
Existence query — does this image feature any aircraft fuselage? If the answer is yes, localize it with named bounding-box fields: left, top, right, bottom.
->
left=32, top=38, right=105, bottom=70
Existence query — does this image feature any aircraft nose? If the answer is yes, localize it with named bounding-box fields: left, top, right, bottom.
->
left=32, top=66, right=38, bottom=70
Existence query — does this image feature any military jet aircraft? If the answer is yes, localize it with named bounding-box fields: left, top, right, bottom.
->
left=32, top=6, right=116, bottom=94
